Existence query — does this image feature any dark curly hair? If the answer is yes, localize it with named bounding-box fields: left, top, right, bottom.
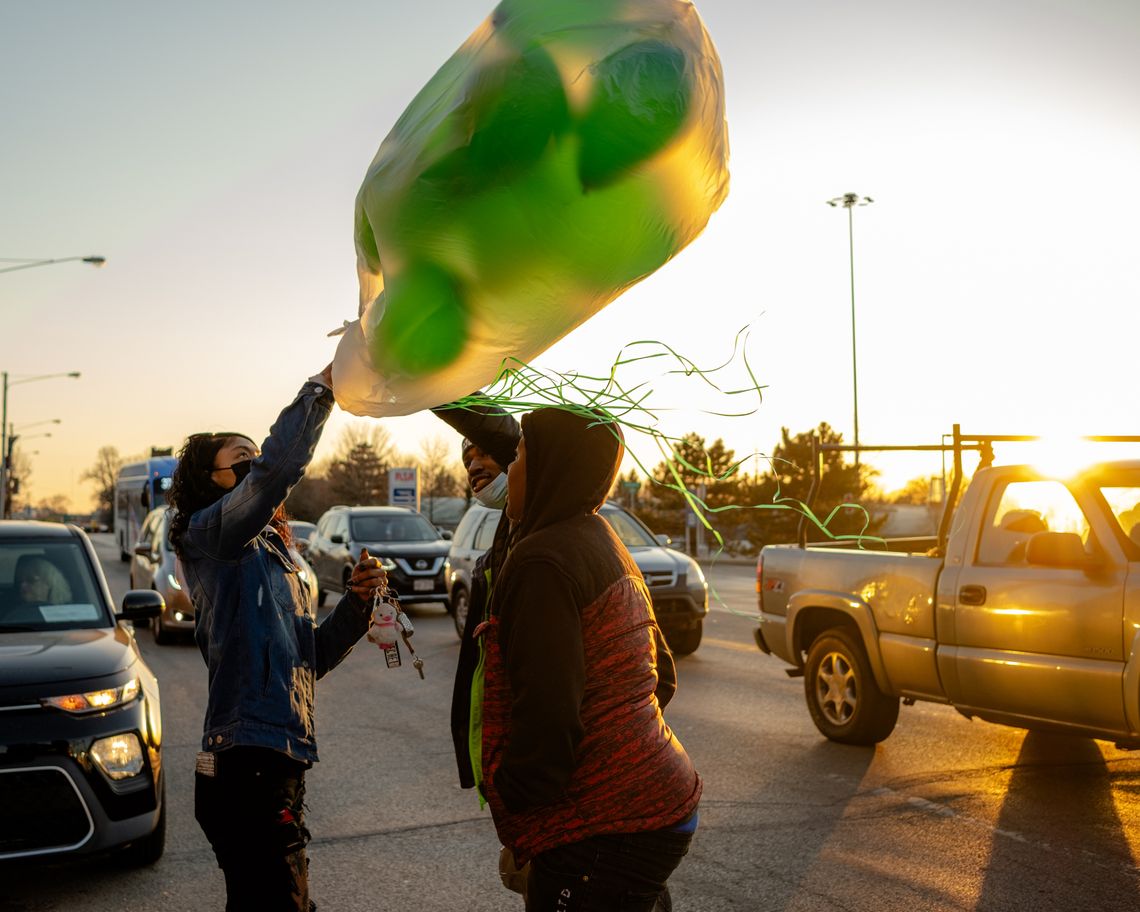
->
left=168, top=432, right=292, bottom=558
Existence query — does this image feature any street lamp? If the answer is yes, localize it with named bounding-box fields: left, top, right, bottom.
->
left=15, top=418, right=62, bottom=433
left=826, top=192, right=873, bottom=467
left=1, top=372, right=81, bottom=518
left=0, top=255, right=107, bottom=275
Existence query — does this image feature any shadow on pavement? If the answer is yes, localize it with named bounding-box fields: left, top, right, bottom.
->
left=974, top=731, right=1140, bottom=912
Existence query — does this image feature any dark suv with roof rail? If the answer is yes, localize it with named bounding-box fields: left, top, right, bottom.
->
left=306, top=505, right=452, bottom=609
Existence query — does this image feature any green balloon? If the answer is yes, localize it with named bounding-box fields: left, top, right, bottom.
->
left=491, top=0, right=623, bottom=40
left=578, top=40, right=691, bottom=189
left=372, top=262, right=468, bottom=376
left=355, top=205, right=382, bottom=274
left=420, top=46, right=569, bottom=192
left=464, top=141, right=676, bottom=293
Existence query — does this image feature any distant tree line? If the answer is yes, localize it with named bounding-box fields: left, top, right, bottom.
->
left=78, top=428, right=467, bottom=527
left=78, top=418, right=947, bottom=545
left=614, top=422, right=886, bottom=554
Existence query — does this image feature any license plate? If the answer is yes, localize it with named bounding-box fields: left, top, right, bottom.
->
left=413, top=579, right=434, bottom=592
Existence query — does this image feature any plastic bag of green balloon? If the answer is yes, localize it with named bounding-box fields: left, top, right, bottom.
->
left=332, top=0, right=729, bottom=417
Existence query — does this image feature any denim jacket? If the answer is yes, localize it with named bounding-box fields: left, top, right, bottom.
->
left=180, top=380, right=370, bottom=765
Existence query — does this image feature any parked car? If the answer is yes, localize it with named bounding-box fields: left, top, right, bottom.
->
left=0, top=520, right=166, bottom=865
left=446, top=502, right=709, bottom=654
left=306, top=506, right=451, bottom=609
left=130, top=508, right=194, bottom=644
left=288, top=520, right=317, bottom=555
left=292, top=547, right=320, bottom=608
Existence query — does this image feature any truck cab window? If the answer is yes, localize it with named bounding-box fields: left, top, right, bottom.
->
left=977, top=480, right=1090, bottom=566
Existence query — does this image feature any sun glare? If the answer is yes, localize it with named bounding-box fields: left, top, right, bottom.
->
left=1022, top=437, right=1102, bottom=479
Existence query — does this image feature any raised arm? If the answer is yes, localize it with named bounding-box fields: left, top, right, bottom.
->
left=188, top=374, right=334, bottom=558
left=431, top=393, right=520, bottom=466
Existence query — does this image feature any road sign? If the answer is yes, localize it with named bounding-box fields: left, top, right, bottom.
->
left=388, top=467, right=419, bottom=510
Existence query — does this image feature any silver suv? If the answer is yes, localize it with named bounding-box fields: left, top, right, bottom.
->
left=446, top=501, right=708, bottom=654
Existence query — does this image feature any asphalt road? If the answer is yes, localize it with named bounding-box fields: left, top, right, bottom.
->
left=5, top=538, right=1140, bottom=911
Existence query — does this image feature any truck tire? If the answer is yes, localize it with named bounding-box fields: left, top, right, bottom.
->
left=804, top=627, right=899, bottom=745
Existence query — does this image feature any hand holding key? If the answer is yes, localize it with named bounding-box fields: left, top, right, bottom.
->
left=348, top=548, right=388, bottom=602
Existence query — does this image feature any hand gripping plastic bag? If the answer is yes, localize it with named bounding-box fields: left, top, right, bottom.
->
left=333, top=0, right=729, bottom=417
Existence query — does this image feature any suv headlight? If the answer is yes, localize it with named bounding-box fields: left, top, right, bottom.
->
left=686, top=563, right=709, bottom=607
left=43, top=678, right=140, bottom=714
left=90, top=732, right=145, bottom=779
left=378, top=557, right=398, bottom=571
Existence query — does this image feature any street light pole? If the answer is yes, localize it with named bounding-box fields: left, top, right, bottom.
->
left=826, top=193, right=873, bottom=468
left=0, top=372, right=80, bottom=518
left=0, top=255, right=107, bottom=275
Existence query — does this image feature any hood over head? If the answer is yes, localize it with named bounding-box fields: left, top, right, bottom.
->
left=515, top=408, right=623, bottom=540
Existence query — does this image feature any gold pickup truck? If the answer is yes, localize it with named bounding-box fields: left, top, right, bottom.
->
left=755, top=444, right=1140, bottom=747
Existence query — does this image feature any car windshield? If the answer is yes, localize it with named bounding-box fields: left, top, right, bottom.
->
left=0, top=539, right=108, bottom=631
left=350, top=514, right=440, bottom=543
left=601, top=506, right=657, bottom=548
left=291, top=523, right=316, bottom=542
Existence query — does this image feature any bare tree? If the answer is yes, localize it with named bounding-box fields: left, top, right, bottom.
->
left=419, top=436, right=463, bottom=498
left=81, top=445, right=123, bottom=524
left=35, top=494, right=72, bottom=522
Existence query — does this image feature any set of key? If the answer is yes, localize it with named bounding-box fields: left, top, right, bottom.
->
left=372, top=587, right=425, bottom=679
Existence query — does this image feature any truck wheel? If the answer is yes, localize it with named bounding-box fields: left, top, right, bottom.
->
left=666, top=621, right=703, bottom=656
left=451, top=587, right=470, bottom=639
left=804, top=627, right=899, bottom=745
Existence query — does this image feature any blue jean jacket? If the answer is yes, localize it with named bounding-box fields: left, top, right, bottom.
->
left=180, top=380, right=370, bottom=764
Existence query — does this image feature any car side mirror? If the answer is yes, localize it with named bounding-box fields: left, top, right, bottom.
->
left=132, top=543, right=153, bottom=558
left=1025, top=531, right=1096, bottom=569
left=330, top=533, right=345, bottom=545
left=117, top=589, right=164, bottom=622
left=440, top=530, right=453, bottom=541
left=655, top=533, right=674, bottom=548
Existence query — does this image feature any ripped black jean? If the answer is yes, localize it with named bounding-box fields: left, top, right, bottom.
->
left=194, top=747, right=312, bottom=912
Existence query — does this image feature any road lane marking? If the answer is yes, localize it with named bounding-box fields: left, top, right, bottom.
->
left=702, top=636, right=758, bottom=654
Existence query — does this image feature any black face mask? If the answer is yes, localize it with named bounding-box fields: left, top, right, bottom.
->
left=215, top=459, right=253, bottom=487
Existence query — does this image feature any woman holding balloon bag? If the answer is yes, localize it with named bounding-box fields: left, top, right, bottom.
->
left=169, top=365, right=388, bottom=912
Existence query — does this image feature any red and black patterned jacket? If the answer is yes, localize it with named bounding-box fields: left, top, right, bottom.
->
left=479, top=409, right=701, bottom=863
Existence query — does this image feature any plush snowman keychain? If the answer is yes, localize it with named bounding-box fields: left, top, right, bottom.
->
left=367, top=587, right=425, bottom=679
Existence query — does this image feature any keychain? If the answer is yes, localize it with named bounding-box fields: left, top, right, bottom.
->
left=395, top=601, right=426, bottom=679
left=366, top=587, right=425, bottom=679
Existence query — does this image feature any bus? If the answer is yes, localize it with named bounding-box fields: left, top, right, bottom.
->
left=114, top=452, right=178, bottom=561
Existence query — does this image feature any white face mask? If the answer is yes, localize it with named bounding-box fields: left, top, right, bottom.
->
left=473, top=471, right=509, bottom=509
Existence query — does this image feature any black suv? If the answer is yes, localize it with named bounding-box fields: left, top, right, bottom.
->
left=445, top=502, right=709, bottom=654
left=307, top=506, right=452, bottom=609
left=0, top=521, right=166, bottom=865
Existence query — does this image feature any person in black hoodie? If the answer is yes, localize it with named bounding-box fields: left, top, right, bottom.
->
left=482, top=408, right=701, bottom=912
left=430, top=398, right=520, bottom=790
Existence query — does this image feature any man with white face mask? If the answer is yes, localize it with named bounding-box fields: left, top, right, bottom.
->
left=431, top=399, right=520, bottom=796
left=465, top=440, right=510, bottom=510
